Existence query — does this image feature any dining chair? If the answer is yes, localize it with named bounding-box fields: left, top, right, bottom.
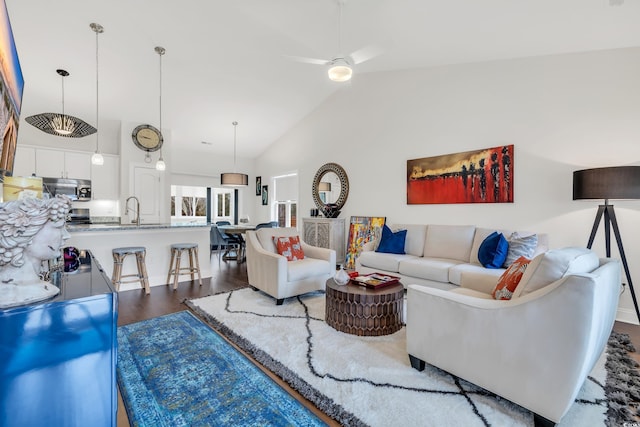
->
left=255, top=222, right=275, bottom=229
left=210, top=225, right=239, bottom=264
left=216, top=220, right=244, bottom=245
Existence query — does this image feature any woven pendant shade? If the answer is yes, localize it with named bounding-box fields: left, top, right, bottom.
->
left=25, top=69, right=96, bottom=138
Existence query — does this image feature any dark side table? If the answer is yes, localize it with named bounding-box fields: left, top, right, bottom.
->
left=325, top=278, right=404, bottom=336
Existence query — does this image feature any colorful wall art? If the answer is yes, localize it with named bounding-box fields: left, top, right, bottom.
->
left=407, top=145, right=514, bottom=204
left=0, top=0, right=24, bottom=177
left=344, top=216, right=386, bottom=270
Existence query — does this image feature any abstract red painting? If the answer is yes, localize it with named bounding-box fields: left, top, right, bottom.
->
left=407, top=145, right=514, bottom=204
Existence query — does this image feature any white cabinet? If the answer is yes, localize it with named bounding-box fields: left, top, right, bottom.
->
left=91, top=155, right=119, bottom=200
left=35, top=149, right=91, bottom=179
left=303, top=217, right=345, bottom=265
left=12, top=146, right=36, bottom=177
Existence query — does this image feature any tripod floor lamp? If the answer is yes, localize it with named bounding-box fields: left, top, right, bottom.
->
left=573, top=166, right=640, bottom=323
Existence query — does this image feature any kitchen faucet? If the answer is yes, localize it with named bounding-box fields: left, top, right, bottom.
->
left=125, top=196, right=141, bottom=225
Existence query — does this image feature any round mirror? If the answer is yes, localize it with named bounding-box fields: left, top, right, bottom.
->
left=312, top=163, right=349, bottom=217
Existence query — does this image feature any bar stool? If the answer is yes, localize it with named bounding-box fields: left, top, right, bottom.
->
left=166, top=243, right=203, bottom=290
left=111, top=247, right=150, bottom=294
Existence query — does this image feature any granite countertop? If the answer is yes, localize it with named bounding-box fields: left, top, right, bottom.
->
left=67, top=222, right=211, bottom=232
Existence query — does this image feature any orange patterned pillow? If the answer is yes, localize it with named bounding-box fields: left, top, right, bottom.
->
left=273, top=236, right=305, bottom=261
left=492, top=256, right=531, bottom=300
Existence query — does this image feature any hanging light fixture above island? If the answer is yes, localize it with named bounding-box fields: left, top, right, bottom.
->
left=155, top=46, right=166, bottom=172
left=90, top=22, right=104, bottom=165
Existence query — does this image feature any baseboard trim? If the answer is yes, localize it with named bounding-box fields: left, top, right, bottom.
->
left=616, top=307, right=640, bottom=325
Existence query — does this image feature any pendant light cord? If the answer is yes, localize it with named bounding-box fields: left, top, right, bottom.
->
left=232, top=121, right=238, bottom=172
left=60, top=74, right=66, bottom=117
left=337, top=0, right=343, bottom=55
left=95, top=25, right=100, bottom=152
left=156, top=46, right=165, bottom=161
left=159, top=49, right=163, bottom=147
left=90, top=23, right=104, bottom=155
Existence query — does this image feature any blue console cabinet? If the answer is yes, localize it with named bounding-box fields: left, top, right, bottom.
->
left=0, top=252, right=118, bottom=427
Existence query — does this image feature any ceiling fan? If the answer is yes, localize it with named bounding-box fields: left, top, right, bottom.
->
left=288, top=0, right=381, bottom=82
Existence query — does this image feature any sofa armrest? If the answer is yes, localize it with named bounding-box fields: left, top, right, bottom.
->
left=459, top=272, right=500, bottom=294
left=301, top=241, right=336, bottom=265
left=246, top=231, right=289, bottom=292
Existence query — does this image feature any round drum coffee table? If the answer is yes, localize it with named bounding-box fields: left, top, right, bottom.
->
left=325, top=278, right=404, bottom=336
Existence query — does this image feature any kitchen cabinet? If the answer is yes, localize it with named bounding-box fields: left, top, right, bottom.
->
left=91, top=154, right=119, bottom=200
left=303, top=217, right=345, bottom=265
left=11, top=145, right=36, bottom=177
left=35, top=148, right=91, bottom=179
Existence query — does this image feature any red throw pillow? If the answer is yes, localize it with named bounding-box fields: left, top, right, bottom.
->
left=273, top=236, right=305, bottom=261
left=492, top=256, right=531, bottom=300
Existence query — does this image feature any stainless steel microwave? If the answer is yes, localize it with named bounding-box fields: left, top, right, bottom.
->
left=42, top=177, right=92, bottom=201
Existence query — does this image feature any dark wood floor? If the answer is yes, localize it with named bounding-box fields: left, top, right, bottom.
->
left=117, top=258, right=640, bottom=426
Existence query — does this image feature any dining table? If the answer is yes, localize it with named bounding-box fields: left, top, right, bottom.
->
left=217, top=224, right=256, bottom=263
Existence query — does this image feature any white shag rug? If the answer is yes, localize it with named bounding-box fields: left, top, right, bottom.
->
left=186, top=288, right=608, bottom=427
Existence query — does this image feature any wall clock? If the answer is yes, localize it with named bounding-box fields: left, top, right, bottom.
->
left=132, top=124, right=163, bottom=152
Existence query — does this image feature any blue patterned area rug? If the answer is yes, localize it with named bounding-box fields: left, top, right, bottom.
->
left=117, top=311, right=326, bottom=426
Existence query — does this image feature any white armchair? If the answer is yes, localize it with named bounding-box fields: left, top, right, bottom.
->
left=245, top=227, right=335, bottom=305
left=406, top=247, right=621, bottom=426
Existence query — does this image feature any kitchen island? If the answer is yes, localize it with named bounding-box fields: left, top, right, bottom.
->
left=67, top=223, right=211, bottom=292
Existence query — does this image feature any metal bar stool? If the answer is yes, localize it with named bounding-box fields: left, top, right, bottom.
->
left=111, top=247, right=150, bottom=294
left=166, top=243, right=203, bottom=290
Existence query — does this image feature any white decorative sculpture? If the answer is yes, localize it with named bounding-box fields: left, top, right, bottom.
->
left=0, top=195, right=72, bottom=309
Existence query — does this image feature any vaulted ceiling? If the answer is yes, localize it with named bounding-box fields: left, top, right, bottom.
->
left=6, top=0, right=640, bottom=158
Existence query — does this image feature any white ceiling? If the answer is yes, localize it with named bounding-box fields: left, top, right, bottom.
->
left=6, top=0, right=640, bottom=158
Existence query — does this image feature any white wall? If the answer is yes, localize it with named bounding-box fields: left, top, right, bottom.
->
left=255, top=47, right=640, bottom=323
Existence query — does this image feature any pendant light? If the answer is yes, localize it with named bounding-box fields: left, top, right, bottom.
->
left=220, top=121, right=248, bottom=186
left=90, top=23, right=104, bottom=165
left=25, top=70, right=97, bottom=138
left=155, top=46, right=166, bottom=171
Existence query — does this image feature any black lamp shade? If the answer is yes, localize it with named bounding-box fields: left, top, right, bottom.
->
left=573, top=166, right=640, bottom=200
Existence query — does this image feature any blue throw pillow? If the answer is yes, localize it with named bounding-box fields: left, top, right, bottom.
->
left=375, top=224, right=407, bottom=255
left=478, top=231, right=509, bottom=269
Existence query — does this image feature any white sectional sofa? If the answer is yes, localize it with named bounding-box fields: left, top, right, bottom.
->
left=355, top=224, right=548, bottom=290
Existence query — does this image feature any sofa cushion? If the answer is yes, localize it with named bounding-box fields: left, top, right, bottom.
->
left=273, top=235, right=305, bottom=261
left=423, top=225, right=476, bottom=262
left=358, top=251, right=418, bottom=273
left=503, top=232, right=538, bottom=267
left=399, top=257, right=464, bottom=283
left=469, top=227, right=512, bottom=265
left=514, top=247, right=600, bottom=297
left=376, top=224, right=407, bottom=254
left=390, top=224, right=428, bottom=257
left=287, top=258, right=330, bottom=281
left=448, top=263, right=505, bottom=286
left=478, top=232, right=509, bottom=269
left=492, top=256, right=531, bottom=300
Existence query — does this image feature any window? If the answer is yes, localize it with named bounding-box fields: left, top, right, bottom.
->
left=213, top=188, right=233, bottom=223
left=170, top=185, right=235, bottom=224
left=171, top=185, right=207, bottom=223
left=272, top=173, right=298, bottom=228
